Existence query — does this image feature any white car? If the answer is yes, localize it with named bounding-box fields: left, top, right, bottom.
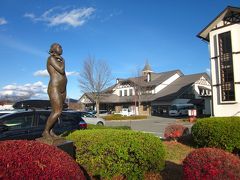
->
left=115, top=108, right=135, bottom=116
left=78, top=112, right=105, bottom=125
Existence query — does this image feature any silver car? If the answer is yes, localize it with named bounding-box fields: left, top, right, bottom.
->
left=77, top=111, right=105, bottom=125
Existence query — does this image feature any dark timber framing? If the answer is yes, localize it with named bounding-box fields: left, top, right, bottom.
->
left=218, top=31, right=235, bottom=101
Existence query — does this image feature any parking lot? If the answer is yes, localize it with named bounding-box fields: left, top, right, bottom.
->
left=105, top=116, right=193, bottom=138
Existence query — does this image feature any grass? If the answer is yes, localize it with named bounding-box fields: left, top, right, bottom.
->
left=163, top=141, right=194, bottom=164
left=159, top=141, right=194, bottom=180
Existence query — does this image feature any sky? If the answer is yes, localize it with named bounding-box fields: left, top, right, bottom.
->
left=0, top=0, right=239, bottom=100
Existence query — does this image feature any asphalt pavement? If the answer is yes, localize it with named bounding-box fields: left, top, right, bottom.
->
left=105, top=116, right=193, bottom=138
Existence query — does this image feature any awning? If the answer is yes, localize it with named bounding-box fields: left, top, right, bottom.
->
left=188, top=99, right=204, bottom=105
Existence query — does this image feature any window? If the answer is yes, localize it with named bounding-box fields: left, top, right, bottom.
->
left=59, top=113, right=78, bottom=127
left=119, top=90, right=122, bottom=96
left=124, top=90, right=127, bottom=96
left=218, top=31, right=235, bottom=101
left=2, top=114, right=34, bottom=130
left=129, top=89, right=133, bottom=96
left=38, top=114, right=49, bottom=126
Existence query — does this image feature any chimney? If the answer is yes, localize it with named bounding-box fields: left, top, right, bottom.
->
left=116, top=78, right=119, bottom=84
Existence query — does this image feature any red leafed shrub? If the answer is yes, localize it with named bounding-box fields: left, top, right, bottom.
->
left=0, top=140, right=85, bottom=179
left=164, top=124, right=189, bottom=140
left=183, top=148, right=240, bottom=180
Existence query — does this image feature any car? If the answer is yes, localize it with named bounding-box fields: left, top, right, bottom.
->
left=74, top=111, right=105, bottom=125
left=115, top=108, right=135, bottom=116
left=0, top=110, right=19, bottom=116
left=88, top=110, right=109, bottom=117
left=0, top=110, right=87, bottom=140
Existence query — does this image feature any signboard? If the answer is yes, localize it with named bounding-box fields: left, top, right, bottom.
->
left=188, top=109, right=197, bottom=117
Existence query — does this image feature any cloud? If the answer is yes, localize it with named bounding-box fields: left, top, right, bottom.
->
left=66, top=71, right=79, bottom=76
left=34, top=69, right=79, bottom=77
left=0, top=81, right=48, bottom=100
left=0, top=17, right=7, bottom=25
left=24, top=7, right=95, bottom=28
left=33, top=69, right=49, bottom=77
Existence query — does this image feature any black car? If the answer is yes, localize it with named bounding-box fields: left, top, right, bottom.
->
left=0, top=110, right=87, bottom=140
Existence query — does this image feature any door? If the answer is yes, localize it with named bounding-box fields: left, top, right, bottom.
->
left=0, top=112, right=34, bottom=140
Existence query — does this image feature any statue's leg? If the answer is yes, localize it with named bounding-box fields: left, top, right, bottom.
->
left=42, top=89, right=63, bottom=138
left=50, top=129, right=59, bottom=137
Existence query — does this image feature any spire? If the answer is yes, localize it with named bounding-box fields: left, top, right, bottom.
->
left=142, top=60, right=153, bottom=75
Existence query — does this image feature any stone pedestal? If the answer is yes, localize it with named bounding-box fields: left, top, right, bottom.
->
left=36, top=137, right=75, bottom=159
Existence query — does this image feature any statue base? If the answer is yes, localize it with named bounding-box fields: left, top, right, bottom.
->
left=36, top=137, right=75, bottom=158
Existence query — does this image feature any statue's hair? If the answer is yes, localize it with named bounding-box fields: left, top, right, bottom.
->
left=49, top=43, right=62, bottom=55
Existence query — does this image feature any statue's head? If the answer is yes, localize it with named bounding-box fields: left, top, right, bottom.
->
left=49, top=43, right=62, bottom=55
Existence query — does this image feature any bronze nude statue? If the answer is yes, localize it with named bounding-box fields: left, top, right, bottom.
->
left=42, top=43, right=67, bottom=139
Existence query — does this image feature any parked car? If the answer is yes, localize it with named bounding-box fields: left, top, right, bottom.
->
left=115, top=108, right=135, bottom=116
left=88, top=110, right=109, bottom=117
left=0, top=110, right=19, bottom=116
left=168, top=104, right=195, bottom=116
left=74, top=111, right=105, bottom=125
left=0, top=110, right=87, bottom=140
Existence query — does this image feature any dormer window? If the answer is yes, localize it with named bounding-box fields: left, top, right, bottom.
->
left=129, top=89, right=133, bottom=96
left=119, top=90, right=122, bottom=97
left=124, top=90, right=127, bottom=96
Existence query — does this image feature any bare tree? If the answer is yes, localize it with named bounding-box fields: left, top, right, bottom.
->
left=79, top=56, right=112, bottom=116
left=131, top=68, right=149, bottom=115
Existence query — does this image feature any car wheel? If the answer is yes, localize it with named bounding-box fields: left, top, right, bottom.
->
left=97, top=122, right=104, bottom=126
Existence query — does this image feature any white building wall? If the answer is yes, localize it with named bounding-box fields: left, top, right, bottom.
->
left=209, top=23, right=240, bottom=116
left=194, top=77, right=212, bottom=98
left=112, top=84, right=135, bottom=96
left=155, top=73, right=180, bottom=93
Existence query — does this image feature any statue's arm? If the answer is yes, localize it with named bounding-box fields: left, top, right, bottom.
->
left=48, top=56, right=65, bottom=75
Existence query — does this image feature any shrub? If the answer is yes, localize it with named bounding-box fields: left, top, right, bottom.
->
left=164, top=124, right=189, bottom=140
left=183, top=148, right=240, bottom=180
left=191, top=117, right=240, bottom=152
left=0, top=140, right=85, bottom=179
left=66, top=129, right=165, bottom=179
left=103, top=114, right=147, bottom=120
left=87, top=124, right=131, bottom=130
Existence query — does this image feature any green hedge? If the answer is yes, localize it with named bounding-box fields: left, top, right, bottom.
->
left=191, top=117, right=240, bottom=152
left=67, top=129, right=165, bottom=179
left=103, top=114, right=148, bottom=120
left=87, top=124, right=131, bottom=130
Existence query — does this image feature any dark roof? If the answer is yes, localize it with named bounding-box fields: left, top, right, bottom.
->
left=152, top=73, right=210, bottom=101
left=80, top=72, right=210, bottom=104
left=102, top=84, right=117, bottom=93
left=123, top=70, right=183, bottom=87
left=188, top=99, right=204, bottom=105
left=198, top=6, right=240, bottom=41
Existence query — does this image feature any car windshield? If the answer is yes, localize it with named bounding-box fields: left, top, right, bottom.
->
left=82, top=112, right=95, bottom=118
